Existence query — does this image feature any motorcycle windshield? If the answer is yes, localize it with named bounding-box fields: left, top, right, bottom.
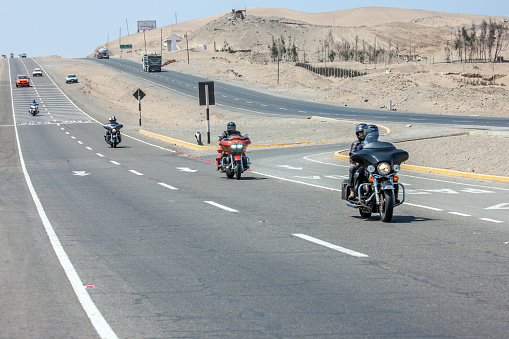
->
left=351, top=142, right=409, bottom=167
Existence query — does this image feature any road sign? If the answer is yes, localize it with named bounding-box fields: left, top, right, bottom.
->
left=120, top=44, right=133, bottom=49
left=198, top=81, right=215, bottom=106
left=133, top=88, right=145, bottom=100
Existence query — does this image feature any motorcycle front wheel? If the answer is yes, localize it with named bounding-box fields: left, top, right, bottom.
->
left=379, top=190, right=394, bottom=222
left=234, top=160, right=242, bottom=180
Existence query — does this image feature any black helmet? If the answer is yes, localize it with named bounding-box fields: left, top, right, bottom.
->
left=109, top=116, right=117, bottom=122
left=363, top=124, right=379, bottom=143
left=227, top=122, right=236, bottom=133
left=355, top=123, right=367, bottom=141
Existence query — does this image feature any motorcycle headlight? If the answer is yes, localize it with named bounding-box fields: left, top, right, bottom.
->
left=377, top=162, right=391, bottom=175
left=367, top=165, right=376, bottom=173
left=112, top=128, right=117, bottom=133
left=393, top=164, right=401, bottom=172
left=230, top=144, right=244, bottom=151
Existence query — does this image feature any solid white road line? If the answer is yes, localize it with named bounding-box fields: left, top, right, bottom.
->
left=293, top=234, right=369, bottom=258
left=479, top=218, right=504, bottom=224
left=204, top=201, right=239, bottom=213
left=403, top=202, right=443, bottom=211
left=8, top=61, right=118, bottom=339
left=158, top=182, right=179, bottom=190
left=449, top=212, right=471, bottom=217
left=250, top=170, right=340, bottom=191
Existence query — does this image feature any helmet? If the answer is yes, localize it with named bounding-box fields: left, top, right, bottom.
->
left=355, top=123, right=367, bottom=141
left=363, top=124, right=379, bottom=143
left=227, top=122, right=236, bottom=134
left=109, top=116, right=117, bottom=122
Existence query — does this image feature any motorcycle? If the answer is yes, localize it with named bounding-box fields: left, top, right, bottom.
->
left=29, top=104, right=39, bottom=116
left=216, top=134, right=251, bottom=180
left=341, top=127, right=409, bottom=223
left=104, top=123, right=123, bottom=148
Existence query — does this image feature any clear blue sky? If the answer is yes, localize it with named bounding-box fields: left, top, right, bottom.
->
left=1, top=0, right=507, bottom=58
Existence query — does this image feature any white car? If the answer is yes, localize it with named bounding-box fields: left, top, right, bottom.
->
left=65, top=74, right=78, bottom=83
left=32, top=68, right=43, bottom=77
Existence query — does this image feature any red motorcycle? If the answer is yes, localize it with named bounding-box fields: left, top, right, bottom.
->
left=216, top=134, right=251, bottom=180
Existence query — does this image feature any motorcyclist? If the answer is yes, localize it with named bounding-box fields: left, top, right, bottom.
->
left=104, top=116, right=123, bottom=143
left=29, top=99, right=39, bottom=114
left=219, top=122, right=241, bottom=141
left=347, top=123, right=367, bottom=199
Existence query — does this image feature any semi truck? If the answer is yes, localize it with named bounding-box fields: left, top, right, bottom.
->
left=143, top=54, right=162, bottom=72
left=96, top=48, right=110, bottom=59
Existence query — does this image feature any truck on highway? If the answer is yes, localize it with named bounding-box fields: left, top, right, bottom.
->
left=143, top=54, right=162, bottom=72
left=96, top=48, right=109, bottom=59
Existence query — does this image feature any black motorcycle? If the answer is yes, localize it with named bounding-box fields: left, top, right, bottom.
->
left=104, top=123, right=123, bottom=148
left=341, top=125, right=408, bottom=222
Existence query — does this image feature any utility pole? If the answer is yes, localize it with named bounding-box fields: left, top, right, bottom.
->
left=126, top=18, right=129, bottom=36
left=185, top=33, right=190, bottom=64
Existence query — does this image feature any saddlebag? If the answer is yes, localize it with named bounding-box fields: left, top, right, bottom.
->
left=341, top=180, right=348, bottom=200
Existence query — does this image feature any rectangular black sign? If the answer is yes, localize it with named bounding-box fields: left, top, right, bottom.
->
left=198, top=81, right=215, bottom=106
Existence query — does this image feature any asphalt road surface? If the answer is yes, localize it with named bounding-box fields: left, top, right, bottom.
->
left=93, top=58, right=509, bottom=128
left=1, top=57, right=509, bottom=338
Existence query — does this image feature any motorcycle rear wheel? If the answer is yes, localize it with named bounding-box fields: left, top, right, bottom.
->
left=379, top=190, right=394, bottom=222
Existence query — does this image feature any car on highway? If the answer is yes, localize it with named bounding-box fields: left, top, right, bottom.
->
left=21, top=53, right=27, bottom=58
left=16, top=75, right=30, bottom=87
left=65, top=74, right=78, bottom=83
left=32, top=68, right=43, bottom=77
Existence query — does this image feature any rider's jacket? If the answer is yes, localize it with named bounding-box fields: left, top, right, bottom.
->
left=219, top=130, right=241, bottom=141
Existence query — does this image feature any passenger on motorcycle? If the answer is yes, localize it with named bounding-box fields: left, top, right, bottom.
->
left=104, top=115, right=122, bottom=143
left=218, top=122, right=241, bottom=141
left=347, top=123, right=367, bottom=199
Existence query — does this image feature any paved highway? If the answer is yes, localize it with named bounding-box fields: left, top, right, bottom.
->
left=93, top=58, right=509, bottom=128
left=2, top=57, right=509, bottom=338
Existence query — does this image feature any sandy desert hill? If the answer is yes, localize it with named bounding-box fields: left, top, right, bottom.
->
left=92, top=7, right=508, bottom=62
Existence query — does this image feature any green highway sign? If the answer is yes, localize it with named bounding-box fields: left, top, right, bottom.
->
left=120, top=44, right=132, bottom=49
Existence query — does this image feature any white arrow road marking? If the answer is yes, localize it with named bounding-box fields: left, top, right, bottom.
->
left=277, top=165, right=303, bottom=170
left=485, top=203, right=509, bottom=210
left=158, top=183, right=179, bottom=190
left=204, top=201, right=238, bottom=213
left=294, top=176, right=321, bottom=180
left=293, top=234, right=368, bottom=258
left=72, top=171, right=90, bottom=176
left=129, top=170, right=143, bottom=176
left=176, top=167, right=198, bottom=172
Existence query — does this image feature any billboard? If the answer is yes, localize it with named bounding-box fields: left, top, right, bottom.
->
left=137, top=20, right=156, bottom=32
